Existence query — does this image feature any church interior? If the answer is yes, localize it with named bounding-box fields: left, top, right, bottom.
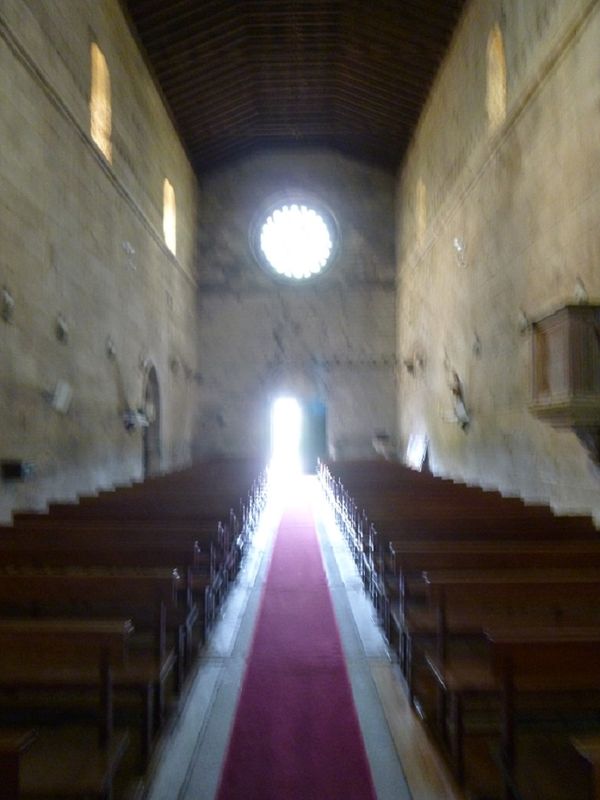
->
left=2, top=0, right=600, bottom=798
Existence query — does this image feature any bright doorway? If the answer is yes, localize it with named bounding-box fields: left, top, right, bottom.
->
left=270, top=396, right=303, bottom=477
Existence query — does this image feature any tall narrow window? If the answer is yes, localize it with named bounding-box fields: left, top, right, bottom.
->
left=163, top=179, right=177, bottom=255
left=415, top=178, right=427, bottom=247
left=90, top=43, right=112, bottom=162
left=486, top=24, right=507, bottom=132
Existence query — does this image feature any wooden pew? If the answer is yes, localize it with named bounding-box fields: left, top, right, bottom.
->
left=363, top=517, right=597, bottom=634
left=0, top=458, right=266, bottom=790
left=368, top=510, right=597, bottom=573
left=5, top=726, right=130, bottom=800
left=7, top=543, right=213, bottom=622
left=320, top=461, right=600, bottom=798
left=15, top=458, right=264, bottom=540
left=385, top=539, right=600, bottom=665
left=0, top=567, right=182, bottom=766
left=573, top=736, right=600, bottom=800
left=322, top=462, right=541, bottom=515
left=321, top=461, right=599, bottom=532
left=4, top=459, right=266, bottom=664
left=0, top=618, right=134, bottom=799
left=320, top=459, right=599, bottom=616
left=0, top=530, right=212, bottom=651
left=0, top=618, right=133, bottom=741
left=0, top=730, right=37, bottom=800
left=10, top=512, right=242, bottom=610
left=489, top=628, right=600, bottom=800
left=420, top=570, right=600, bottom=785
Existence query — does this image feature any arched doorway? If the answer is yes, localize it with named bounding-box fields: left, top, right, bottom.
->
left=142, top=365, right=161, bottom=477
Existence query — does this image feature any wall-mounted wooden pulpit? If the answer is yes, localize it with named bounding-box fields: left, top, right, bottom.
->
left=529, top=304, right=600, bottom=463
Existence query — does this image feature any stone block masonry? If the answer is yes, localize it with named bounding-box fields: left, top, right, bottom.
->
left=0, top=0, right=199, bottom=520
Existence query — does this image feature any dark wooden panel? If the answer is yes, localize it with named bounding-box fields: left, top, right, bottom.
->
left=121, top=0, right=466, bottom=173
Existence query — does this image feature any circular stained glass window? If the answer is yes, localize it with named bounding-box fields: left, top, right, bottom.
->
left=258, top=203, right=335, bottom=280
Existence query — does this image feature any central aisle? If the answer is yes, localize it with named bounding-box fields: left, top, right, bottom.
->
left=216, top=489, right=377, bottom=799
left=148, top=477, right=459, bottom=800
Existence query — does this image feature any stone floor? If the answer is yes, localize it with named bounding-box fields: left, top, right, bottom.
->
left=143, top=476, right=460, bottom=800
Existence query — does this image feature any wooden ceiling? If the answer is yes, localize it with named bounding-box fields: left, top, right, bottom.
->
left=122, top=0, right=466, bottom=174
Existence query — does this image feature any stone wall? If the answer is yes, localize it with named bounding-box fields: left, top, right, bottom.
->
left=0, top=0, right=199, bottom=519
left=396, top=0, right=600, bottom=519
left=195, top=149, right=396, bottom=461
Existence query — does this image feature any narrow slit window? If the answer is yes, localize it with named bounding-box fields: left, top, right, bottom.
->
left=486, top=24, right=507, bottom=132
left=90, top=43, right=112, bottom=162
left=163, top=178, right=177, bottom=255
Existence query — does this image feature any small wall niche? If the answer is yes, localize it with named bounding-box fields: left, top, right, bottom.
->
left=529, top=304, right=600, bottom=463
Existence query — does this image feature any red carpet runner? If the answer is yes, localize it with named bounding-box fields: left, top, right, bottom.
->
left=216, top=494, right=377, bottom=800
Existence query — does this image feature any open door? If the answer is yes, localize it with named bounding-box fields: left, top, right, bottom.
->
left=270, top=396, right=327, bottom=477
left=270, top=396, right=302, bottom=477
left=300, top=398, right=327, bottom=474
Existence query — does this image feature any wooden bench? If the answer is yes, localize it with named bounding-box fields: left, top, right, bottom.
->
left=489, top=628, right=600, bottom=800
left=420, top=570, right=600, bottom=785
left=2, top=725, right=130, bottom=800
left=0, top=567, right=183, bottom=766
left=320, top=461, right=600, bottom=797
left=0, top=530, right=214, bottom=648
left=0, top=459, right=266, bottom=789
left=0, top=729, right=37, bottom=800
left=8, top=515, right=240, bottom=613
left=362, top=507, right=598, bottom=615
left=368, top=512, right=597, bottom=578
left=0, top=617, right=133, bottom=740
left=320, top=459, right=599, bottom=618
left=573, top=735, right=600, bottom=800
left=0, top=618, right=135, bottom=799
left=384, top=540, right=600, bottom=665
